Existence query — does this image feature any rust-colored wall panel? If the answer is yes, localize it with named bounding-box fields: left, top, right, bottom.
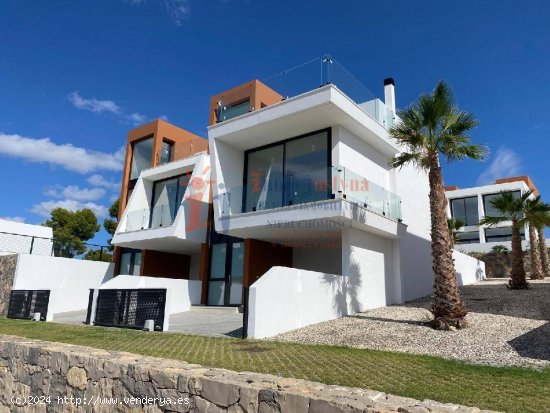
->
left=140, top=250, right=191, bottom=279
left=208, top=80, right=283, bottom=125
left=199, top=243, right=210, bottom=305
left=118, top=119, right=208, bottom=218
left=243, top=239, right=292, bottom=289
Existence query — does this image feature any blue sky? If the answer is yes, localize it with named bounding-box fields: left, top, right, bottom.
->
left=0, top=0, right=549, bottom=243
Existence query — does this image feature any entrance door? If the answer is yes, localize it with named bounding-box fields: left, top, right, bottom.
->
left=207, top=242, right=244, bottom=306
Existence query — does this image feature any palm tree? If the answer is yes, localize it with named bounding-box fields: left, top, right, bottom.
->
left=538, top=225, right=550, bottom=278
left=447, top=218, right=464, bottom=248
left=389, top=82, right=487, bottom=330
left=479, top=191, right=534, bottom=289
left=525, top=197, right=550, bottom=279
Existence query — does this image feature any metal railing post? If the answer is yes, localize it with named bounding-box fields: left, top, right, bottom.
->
left=29, top=236, right=35, bottom=254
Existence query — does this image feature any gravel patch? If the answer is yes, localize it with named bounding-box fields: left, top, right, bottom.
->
left=273, top=279, right=550, bottom=369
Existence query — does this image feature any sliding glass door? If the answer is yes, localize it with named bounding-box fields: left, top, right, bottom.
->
left=243, top=129, right=330, bottom=212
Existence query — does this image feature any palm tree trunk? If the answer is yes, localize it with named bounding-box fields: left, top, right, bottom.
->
left=529, top=225, right=544, bottom=279
left=538, top=226, right=550, bottom=278
left=509, top=220, right=529, bottom=289
left=428, top=159, right=467, bottom=329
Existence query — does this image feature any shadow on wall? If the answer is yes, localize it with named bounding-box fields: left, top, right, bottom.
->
left=322, top=258, right=362, bottom=317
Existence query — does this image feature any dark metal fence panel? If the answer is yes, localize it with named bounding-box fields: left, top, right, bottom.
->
left=94, top=289, right=166, bottom=331
left=7, top=290, right=50, bottom=320
left=242, top=287, right=249, bottom=339
left=85, top=289, right=94, bottom=325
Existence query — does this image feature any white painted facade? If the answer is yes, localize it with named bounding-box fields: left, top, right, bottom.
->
left=112, top=152, right=211, bottom=258
left=0, top=218, right=53, bottom=256
left=11, top=254, right=113, bottom=321
left=445, top=181, right=534, bottom=253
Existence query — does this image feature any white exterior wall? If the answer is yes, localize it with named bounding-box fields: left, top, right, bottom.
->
left=0, top=219, right=53, bottom=256
left=91, top=275, right=201, bottom=331
left=12, top=254, right=113, bottom=321
left=292, top=245, right=342, bottom=275
left=453, top=250, right=486, bottom=284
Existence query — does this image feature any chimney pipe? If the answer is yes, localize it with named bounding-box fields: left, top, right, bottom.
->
left=384, top=77, right=396, bottom=113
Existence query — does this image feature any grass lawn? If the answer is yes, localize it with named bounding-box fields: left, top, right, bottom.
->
left=0, top=318, right=548, bottom=413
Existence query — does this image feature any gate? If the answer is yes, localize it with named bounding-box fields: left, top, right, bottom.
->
left=7, top=290, right=50, bottom=320
left=94, top=289, right=166, bottom=331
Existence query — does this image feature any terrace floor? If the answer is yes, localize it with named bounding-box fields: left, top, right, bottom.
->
left=273, top=278, right=550, bottom=369
left=168, top=306, right=243, bottom=337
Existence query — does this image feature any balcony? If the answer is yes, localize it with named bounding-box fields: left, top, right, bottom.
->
left=214, top=166, right=404, bottom=241
left=123, top=203, right=175, bottom=232
left=215, top=56, right=396, bottom=130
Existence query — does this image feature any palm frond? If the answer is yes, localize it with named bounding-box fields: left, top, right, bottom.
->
left=479, top=215, right=509, bottom=226
left=388, top=151, right=429, bottom=170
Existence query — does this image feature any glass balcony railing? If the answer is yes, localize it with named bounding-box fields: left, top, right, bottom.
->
left=218, top=166, right=402, bottom=222
left=123, top=204, right=176, bottom=233
left=261, top=56, right=396, bottom=129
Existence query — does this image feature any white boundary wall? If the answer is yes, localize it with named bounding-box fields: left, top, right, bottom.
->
left=89, top=275, right=202, bottom=331
left=453, top=250, right=486, bottom=284
left=0, top=219, right=53, bottom=256
left=12, top=254, right=114, bottom=321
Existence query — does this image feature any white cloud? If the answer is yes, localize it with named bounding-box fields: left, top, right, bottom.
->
left=0, top=133, right=125, bottom=174
left=87, top=174, right=121, bottom=191
left=476, top=147, right=522, bottom=185
left=67, top=92, right=121, bottom=114
left=45, top=185, right=106, bottom=202
left=128, top=0, right=190, bottom=25
left=31, top=200, right=108, bottom=219
left=68, top=92, right=154, bottom=125
left=1, top=216, right=26, bottom=223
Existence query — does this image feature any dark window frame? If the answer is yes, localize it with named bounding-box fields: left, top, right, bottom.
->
left=119, top=248, right=142, bottom=276
left=484, top=226, right=526, bottom=243
left=242, top=128, right=332, bottom=213
left=455, top=231, right=481, bottom=244
left=482, top=190, right=521, bottom=216
left=159, top=139, right=174, bottom=165
left=449, top=196, right=479, bottom=226
left=129, top=134, right=155, bottom=186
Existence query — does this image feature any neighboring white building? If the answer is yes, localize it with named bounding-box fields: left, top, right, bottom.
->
left=445, top=177, right=541, bottom=253
left=0, top=218, right=53, bottom=256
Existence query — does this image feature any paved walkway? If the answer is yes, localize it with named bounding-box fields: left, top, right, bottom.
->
left=52, top=310, right=87, bottom=325
left=169, top=307, right=243, bottom=338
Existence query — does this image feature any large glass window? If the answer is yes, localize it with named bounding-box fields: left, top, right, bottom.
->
left=450, top=196, right=479, bottom=226
left=485, top=227, right=525, bottom=242
left=159, top=140, right=173, bottom=165
left=130, top=137, right=154, bottom=180
left=244, top=129, right=329, bottom=212
left=483, top=191, right=521, bottom=217
left=150, top=173, right=190, bottom=228
left=119, top=248, right=142, bottom=275
left=455, top=231, right=480, bottom=244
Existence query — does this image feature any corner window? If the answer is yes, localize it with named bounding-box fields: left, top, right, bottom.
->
left=119, top=248, right=142, bottom=275
left=159, top=140, right=174, bottom=165
left=130, top=137, right=154, bottom=180
left=450, top=196, right=479, bottom=226
left=150, top=173, right=191, bottom=228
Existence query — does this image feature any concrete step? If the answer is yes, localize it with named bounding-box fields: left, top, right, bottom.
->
left=190, top=305, right=241, bottom=313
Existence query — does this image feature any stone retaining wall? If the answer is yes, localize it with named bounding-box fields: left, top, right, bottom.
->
left=0, top=335, right=499, bottom=413
left=0, top=254, right=17, bottom=317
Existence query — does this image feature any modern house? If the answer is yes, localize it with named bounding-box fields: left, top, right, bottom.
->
left=95, top=57, right=485, bottom=337
left=445, top=177, right=542, bottom=253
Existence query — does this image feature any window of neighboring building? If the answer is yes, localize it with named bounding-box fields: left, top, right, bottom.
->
left=483, top=190, right=521, bottom=217
left=484, top=226, right=525, bottom=242
left=217, top=99, right=250, bottom=123
left=119, top=248, right=142, bottom=275
left=455, top=231, right=480, bottom=244
left=450, top=196, right=479, bottom=226
left=243, top=129, right=330, bottom=212
left=150, top=173, right=191, bottom=228
left=130, top=137, right=154, bottom=180
left=159, top=140, right=173, bottom=165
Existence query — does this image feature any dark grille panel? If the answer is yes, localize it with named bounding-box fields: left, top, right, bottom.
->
left=94, top=289, right=166, bottom=331
left=8, top=290, right=50, bottom=320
